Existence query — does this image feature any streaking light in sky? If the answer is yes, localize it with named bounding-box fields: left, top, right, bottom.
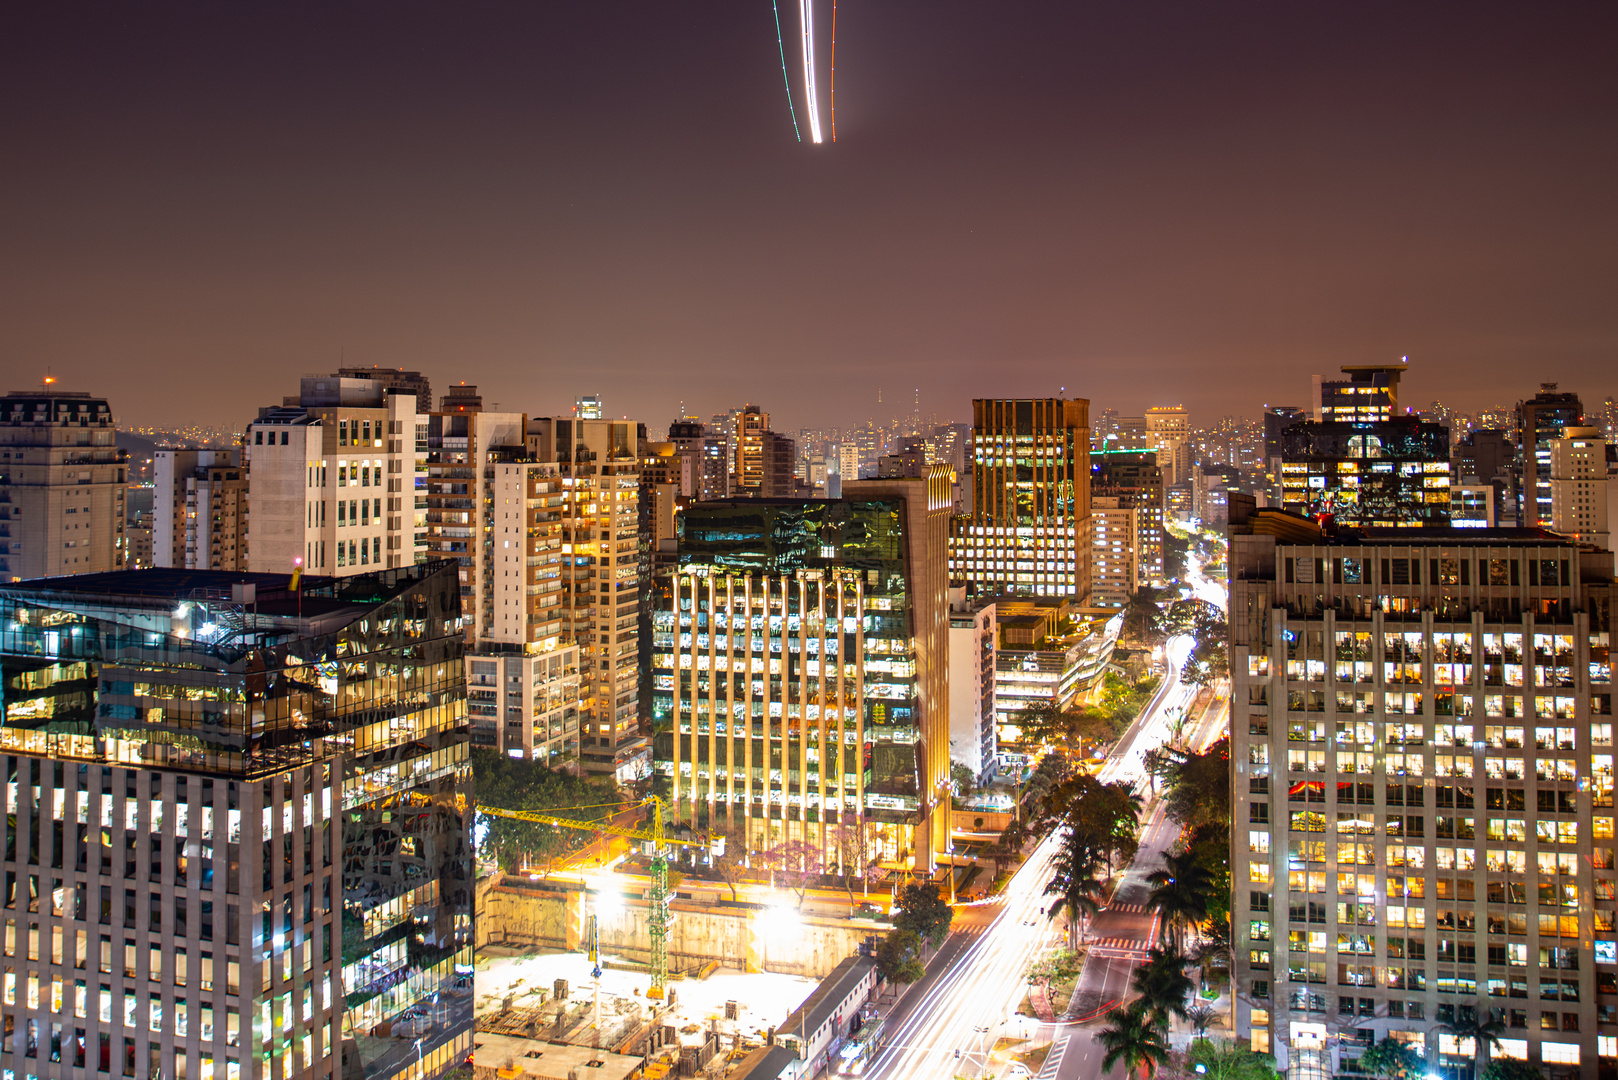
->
left=798, top=0, right=824, bottom=143
left=830, top=0, right=837, bottom=142
left=770, top=0, right=802, bottom=142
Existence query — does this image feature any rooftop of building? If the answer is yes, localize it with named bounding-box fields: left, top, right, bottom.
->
left=0, top=562, right=453, bottom=620
left=728, top=1045, right=798, bottom=1080
left=778, top=955, right=876, bottom=1042
left=469, top=1031, right=641, bottom=1080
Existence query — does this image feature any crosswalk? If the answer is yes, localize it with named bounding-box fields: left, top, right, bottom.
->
left=1104, top=902, right=1147, bottom=914
left=1085, top=935, right=1147, bottom=949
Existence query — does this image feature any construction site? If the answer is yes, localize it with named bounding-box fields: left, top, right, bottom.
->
left=472, top=799, right=910, bottom=1080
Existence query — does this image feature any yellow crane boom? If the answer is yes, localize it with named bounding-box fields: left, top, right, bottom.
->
left=478, top=795, right=713, bottom=997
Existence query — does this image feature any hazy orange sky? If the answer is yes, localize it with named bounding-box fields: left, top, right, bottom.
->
left=3, top=2, right=1615, bottom=433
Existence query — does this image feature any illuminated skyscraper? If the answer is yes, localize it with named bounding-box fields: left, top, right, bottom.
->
left=653, top=469, right=956, bottom=872
left=1517, top=385, right=1586, bottom=529
left=949, top=397, right=1091, bottom=601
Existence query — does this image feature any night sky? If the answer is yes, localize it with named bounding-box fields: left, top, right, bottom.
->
left=3, top=2, right=1616, bottom=433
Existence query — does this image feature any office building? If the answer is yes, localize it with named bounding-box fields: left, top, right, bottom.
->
left=949, top=398, right=1092, bottom=602
left=653, top=469, right=955, bottom=872
left=0, top=561, right=474, bottom=1080
left=1279, top=417, right=1452, bottom=527
left=246, top=377, right=425, bottom=577
left=1458, top=430, right=1516, bottom=521
left=1146, top=406, right=1193, bottom=490
left=760, top=431, right=799, bottom=498
left=1452, top=485, right=1497, bottom=529
left=153, top=448, right=249, bottom=572
left=993, top=604, right=1121, bottom=746
left=1316, top=360, right=1407, bottom=423
left=1094, top=452, right=1165, bottom=589
left=1518, top=386, right=1586, bottom=529
left=0, top=389, right=129, bottom=581
left=1227, top=501, right=1617, bottom=1080
left=1551, top=428, right=1611, bottom=552
left=668, top=419, right=729, bottom=502
left=947, top=589, right=997, bottom=783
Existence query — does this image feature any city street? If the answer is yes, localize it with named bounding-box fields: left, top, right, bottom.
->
left=867, top=608, right=1221, bottom=1079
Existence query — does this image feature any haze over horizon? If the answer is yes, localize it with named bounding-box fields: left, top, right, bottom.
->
left=4, top=2, right=1616, bottom=431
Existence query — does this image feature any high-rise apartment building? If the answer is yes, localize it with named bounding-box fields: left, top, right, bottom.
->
left=1091, top=496, right=1145, bottom=607
left=731, top=406, right=769, bottom=495
left=949, top=398, right=1092, bottom=601
left=527, top=418, right=648, bottom=780
left=0, top=389, right=128, bottom=581
left=1519, top=386, right=1586, bottom=529
left=1145, top=406, right=1192, bottom=490
left=154, top=448, right=249, bottom=571
left=331, top=366, right=432, bottom=411
left=437, top=384, right=482, bottom=415
left=1094, top=452, right=1165, bottom=590
left=247, top=377, right=425, bottom=577
left=948, top=589, right=998, bottom=783
left=653, top=469, right=956, bottom=872
left=1550, top=427, right=1611, bottom=552
left=1227, top=501, right=1616, bottom=1080
left=416, top=412, right=584, bottom=763
left=0, top=561, right=474, bottom=1080
left=1279, top=417, right=1452, bottom=527
left=760, top=430, right=799, bottom=497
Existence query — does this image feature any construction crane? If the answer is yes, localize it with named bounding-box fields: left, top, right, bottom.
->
left=478, top=795, right=716, bottom=998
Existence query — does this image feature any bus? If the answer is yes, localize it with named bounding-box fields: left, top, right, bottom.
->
left=836, top=1012, right=887, bottom=1076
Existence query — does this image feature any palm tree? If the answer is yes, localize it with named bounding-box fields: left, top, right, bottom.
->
left=1191, top=917, right=1233, bottom=994
left=1047, top=873, right=1104, bottom=944
left=1184, top=1004, right=1219, bottom=1042
left=1146, top=850, right=1214, bottom=952
left=1131, top=945, right=1195, bottom=1033
left=1438, top=1003, right=1507, bottom=1080
left=1098, top=1002, right=1171, bottom=1080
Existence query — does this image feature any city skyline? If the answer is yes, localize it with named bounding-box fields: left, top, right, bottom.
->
left=4, top=3, right=1616, bottom=432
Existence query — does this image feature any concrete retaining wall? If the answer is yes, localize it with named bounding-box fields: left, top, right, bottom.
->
left=476, top=875, right=876, bottom=979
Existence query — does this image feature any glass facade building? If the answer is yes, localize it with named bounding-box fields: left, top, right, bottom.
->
left=0, top=562, right=472, bottom=1080
left=652, top=484, right=952, bottom=872
left=1279, top=418, right=1453, bottom=528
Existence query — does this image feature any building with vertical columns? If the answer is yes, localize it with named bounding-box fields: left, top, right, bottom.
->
left=0, top=561, right=473, bottom=1080
left=1227, top=502, right=1617, bottom=1080
left=652, top=467, right=955, bottom=874
left=948, top=398, right=1091, bottom=602
left=1551, top=427, right=1612, bottom=553
left=154, top=448, right=250, bottom=572
left=0, top=389, right=129, bottom=582
left=246, top=378, right=425, bottom=578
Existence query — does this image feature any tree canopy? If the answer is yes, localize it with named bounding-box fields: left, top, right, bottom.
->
left=1187, top=1039, right=1281, bottom=1080
left=472, top=750, right=619, bottom=872
left=874, top=929, right=925, bottom=984
left=1162, top=737, right=1231, bottom=831
left=893, top=881, right=954, bottom=947
left=1359, top=1038, right=1427, bottom=1080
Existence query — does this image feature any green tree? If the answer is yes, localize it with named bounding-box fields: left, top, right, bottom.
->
left=1360, top=1038, right=1426, bottom=1080
left=950, top=762, right=977, bottom=798
left=1146, top=851, right=1214, bottom=952
left=1187, top=1038, right=1281, bottom=1080
left=1183, top=821, right=1232, bottom=927
left=1026, top=948, right=1083, bottom=986
left=1130, top=946, right=1194, bottom=1032
left=1163, top=738, right=1231, bottom=831
left=1097, top=1002, right=1170, bottom=1080
left=472, top=750, right=619, bottom=872
left=874, top=929, right=925, bottom=984
left=1438, top=1003, right=1507, bottom=1078
left=1045, top=865, right=1103, bottom=943
left=1184, top=1005, right=1219, bottom=1041
left=893, top=881, right=954, bottom=947
left=1480, top=1062, right=1547, bottom=1080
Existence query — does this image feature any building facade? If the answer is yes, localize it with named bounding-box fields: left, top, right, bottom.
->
left=652, top=471, right=954, bottom=873
left=246, top=379, right=426, bottom=578
left=1279, top=418, right=1452, bottom=528
left=1228, top=505, right=1617, bottom=1080
left=0, top=390, right=128, bottom=581
left=0, top=561, right=473, bottom=1080
left=154, top=448, right=249, bottom=572
left=1551, top=428, right=1611, bottom=553
left=949, top=398, right=1092, bottom=602
left=1518, top=387, right=1586, bottom=530
left=947, top=590, right=997, bottom=784
left=1145, top=406, right=1192, bottom=490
